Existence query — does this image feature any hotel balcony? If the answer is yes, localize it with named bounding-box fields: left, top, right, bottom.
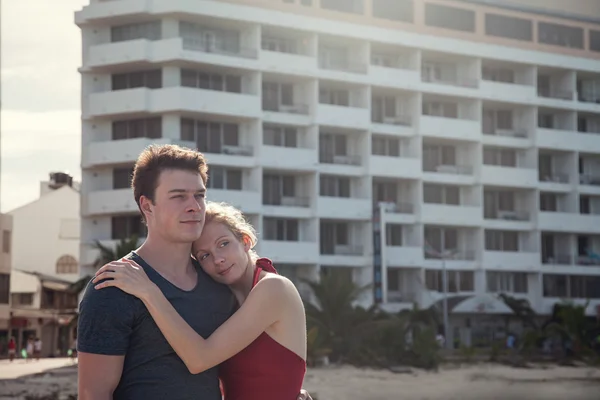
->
left=482, top=251, right=539, bottom=271
left=370, top=155, right=421, bottom=180
left=87, top=87, right=260, bottom=119
left=84, top=188, right=137, bottom=216
left=207, top=189, right=262, bottom=214
left=317, top=196, right=371, bottom=220
left=260, top=240, right=319, bottom=264
left=83, top=137, right=177, bottom=168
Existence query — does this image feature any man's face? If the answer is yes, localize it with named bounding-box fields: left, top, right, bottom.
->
left=141, top=169, right=206, bottom=243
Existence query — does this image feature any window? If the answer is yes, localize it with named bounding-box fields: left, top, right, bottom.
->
left=386, top=225, right=403, bottom=246
left=111, top=216, right=146, bottom=240
left=422, top=101, right=458, bottom=118
left=112, top=70, right=162, bottom=90
left=372, top=136, right=400, bottom=157
left=56, top=255, right=78, bottom=274
left=111, top=21, right=161, bottom=42
left=12, top=293, right=33, bottom=306
left=181, top=70, right=242, bottom=93
left=319, top=222, right=349, bottom=254
left=424, top=227, right=458, bottom=255
left=425, top=270, right=473, bottom=292
left=580, top=196, right=591, bottom=215
left=321, top=0, right=363, bottom=15
left=319, top=133, right=348, bottom=163
left=487, top=272, right=528, bottom=293
left=319, top=87, right=350, bottom=106
left=590, top=30, right=600, bottom=52
left=540, top=193, right=558, bottom=212
left=2, top=230, right=10, bottom=254
left=482, top=67, right=515, bottom=84
left=112, top=118, right=162, bottom=140
left=373, top=181, right=398, bottom=203
left=207, top=167, right=243, bottom=190
left=181, top=119, right=240, bottom=154
left=262, top=82, right=294, bottom=111
left=263, top=174, right=296, bottom=205
left=543, top=274, right=568, bottom=297
left=320, top=175, right=350, bottom=197
left=372, top=0, right=413, bottom=23
left=485, top=14, right=532, bottom=42
left=263, top=125, right=298, bottom=148
left=538, top=22, right=584, bottom=49
left=423, top=184, right=460, bottom=205
left=372, top=96, right=405, bottom=123
left=113, top=167, right=134, bottom=190
left=483, top=148, right=517, bottom=167
left=485, top=230, right=519, bottom=252
left=264, top=218, right=299, bottom=241
left=425, top=3, right=475, bottom=33
left=422, top=144, right=456, bottom=171
left=0, top=274, right=9, bottom=304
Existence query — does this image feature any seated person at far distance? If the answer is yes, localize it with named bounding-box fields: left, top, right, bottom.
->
left=94, top=201, right=308, bottom=400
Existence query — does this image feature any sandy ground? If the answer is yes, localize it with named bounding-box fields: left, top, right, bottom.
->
left=1, top=358, right=599, bottom=400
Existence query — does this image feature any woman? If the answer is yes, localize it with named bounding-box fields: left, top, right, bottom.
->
left=93, top=201, right=307, bottom=400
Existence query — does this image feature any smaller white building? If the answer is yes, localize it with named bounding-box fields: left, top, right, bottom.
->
left=10, top=270, right=78, bottom=357
left=8, top=172, right=80, bottom=282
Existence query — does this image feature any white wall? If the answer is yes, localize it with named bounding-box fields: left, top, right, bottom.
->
left=9, top=186, right=80, bottom=282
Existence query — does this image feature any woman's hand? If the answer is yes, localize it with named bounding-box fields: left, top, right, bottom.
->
left=93, top=259, right=158, bottom=301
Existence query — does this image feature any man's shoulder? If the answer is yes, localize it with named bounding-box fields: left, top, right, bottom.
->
left=80, top=275, right=137, bottom=311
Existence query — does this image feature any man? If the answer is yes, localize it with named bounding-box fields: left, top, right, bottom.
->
left=78, top=144, right=311, bottom=400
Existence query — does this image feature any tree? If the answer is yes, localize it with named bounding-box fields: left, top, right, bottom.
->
left=68, top=236, right=140, bottom=327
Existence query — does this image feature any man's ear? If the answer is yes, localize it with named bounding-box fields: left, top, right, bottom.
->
left=139, top=196, right=153, bottom=220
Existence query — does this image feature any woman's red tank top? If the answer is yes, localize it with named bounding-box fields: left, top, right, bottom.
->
left=218, top=258, right=306, bottom=400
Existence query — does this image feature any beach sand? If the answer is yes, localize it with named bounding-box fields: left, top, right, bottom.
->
left=1, top=358, right=599, bottom=400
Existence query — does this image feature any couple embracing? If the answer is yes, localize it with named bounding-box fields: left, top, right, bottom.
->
left=77, top=144, right=312, bottom=400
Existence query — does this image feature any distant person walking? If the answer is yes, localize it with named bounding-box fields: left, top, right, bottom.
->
left=7, top=337, right=16, bottom=362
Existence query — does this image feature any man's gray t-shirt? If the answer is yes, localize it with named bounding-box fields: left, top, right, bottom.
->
left=77, top=252, right=236, bottom=400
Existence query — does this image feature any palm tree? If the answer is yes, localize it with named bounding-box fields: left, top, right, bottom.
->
left=302, top=273, right=373, bottom=362
left=70, top=235, right=140, bottom=293
left=68, top=236, right=141, bottom=328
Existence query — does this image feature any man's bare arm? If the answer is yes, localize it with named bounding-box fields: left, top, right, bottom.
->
left=78, top=352, right=124, bottom=400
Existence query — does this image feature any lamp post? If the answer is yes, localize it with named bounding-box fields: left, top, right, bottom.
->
left=425, top=243, right=457, bottom=350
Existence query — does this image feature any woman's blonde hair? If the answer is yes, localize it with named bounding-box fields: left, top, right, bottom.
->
left=204, top=201, right=259, bottom=261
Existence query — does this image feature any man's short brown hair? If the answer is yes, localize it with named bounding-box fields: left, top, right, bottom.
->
left=132, top=144, right=208, bottom=215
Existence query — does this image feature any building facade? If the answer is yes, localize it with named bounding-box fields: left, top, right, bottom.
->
left=0, top=213, right=12, bottom=355
left=77, top=0, right=600, bottom=345
left=8, top=173, right=80, bottom=283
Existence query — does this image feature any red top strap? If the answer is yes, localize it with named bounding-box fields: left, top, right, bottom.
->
left=252, top=258, right=278, bottom=287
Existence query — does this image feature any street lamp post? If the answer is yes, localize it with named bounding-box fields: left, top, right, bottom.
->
left=425, top=244, right=456, bottom=350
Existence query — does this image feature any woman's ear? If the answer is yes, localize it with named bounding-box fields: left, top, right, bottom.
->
left=242, top=235, right=252, bottom=252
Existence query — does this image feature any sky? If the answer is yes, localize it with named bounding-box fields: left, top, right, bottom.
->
left=1, top=0, right=88, bottom=212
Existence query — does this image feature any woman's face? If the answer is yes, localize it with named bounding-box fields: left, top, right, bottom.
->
left=192, top=221, right=251, bottom=285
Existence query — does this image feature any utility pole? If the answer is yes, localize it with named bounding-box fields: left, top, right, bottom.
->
left=425, top=243, right=456, bottom=350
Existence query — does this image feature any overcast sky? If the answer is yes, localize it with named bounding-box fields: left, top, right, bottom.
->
left=1, top=0, right=87, bottom=212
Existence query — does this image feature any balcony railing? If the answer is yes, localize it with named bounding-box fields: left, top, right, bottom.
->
left=376, top=201, right=413, bottom=214
left=580, top=174, right=600, bottom=186
left=539, top=173, right=569, bottom=183
left=333, top=245, right=364, bottom=255
left=542, top=254, right=574, bottom=265
left=487, top=210, right=531, bottom=221
left=483, top=127, right=528, bottom=138
left=320, top=153, right=361, bottom=166
left=182, top=37, right=258, bottom=59
left=263, top=102, right=309, bottom=114
left=220, top=145, right=253, bottom=156
left=537, top=87, right=573, bottom=100
left=424, top=164, right=473, bottom=175
left=318, top=58, right=367, bottom=74
left=421, top=73, right=478, bottom=88
left=425, top=250, right=476, bottom=261
left=264, top=195, right=310, bottom=207
left=387, top=291, right=418, bottom=303
left=372, top=114, right=412, bottom=126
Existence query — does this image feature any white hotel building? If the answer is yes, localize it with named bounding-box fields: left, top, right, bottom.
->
left=77, top=0, right=600, bottom=344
